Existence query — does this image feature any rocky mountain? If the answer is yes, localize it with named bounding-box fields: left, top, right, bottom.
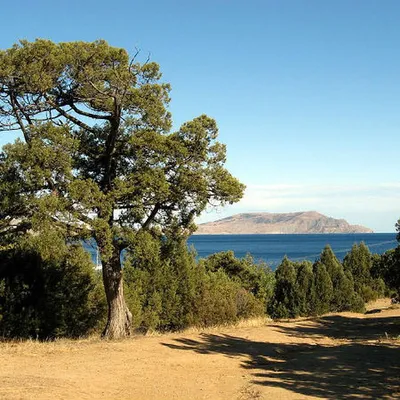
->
left=195, top=211, right=373, bottom=234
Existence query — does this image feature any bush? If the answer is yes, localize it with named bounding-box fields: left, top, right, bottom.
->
left=201, top=251, right=275, bottom=305
left=4, top=232, right=391, bottom=337
left=124, top=231, right=198, bottom=332
left=192, top=269, right=244, bottom=326
left=349, top=292, right=366, bottom=313
left=371, top=247, right=400, bottom=297
left=310, top=262, right=333, bottom=315
left=0, top=244, right=106, bottom=339
left=359, top=284, right=378, bottom=303
left=123, top=236, right=267, bottom=331
left=192, top=267, right=265, bottom=327
left=343, top=242, right=382, bottom=302
left=319, top=245, right=352, bottom=312
left=295, top=261, right=314, bottom=316
left=267, top=257, right=298, bottom=319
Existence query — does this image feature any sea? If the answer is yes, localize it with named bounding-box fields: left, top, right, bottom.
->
left=86, top=233, right=398, bottom=270
left=187, top=233, right=397, bottom=269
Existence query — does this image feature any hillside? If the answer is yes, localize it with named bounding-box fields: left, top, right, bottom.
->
left=195, top=211, right=373, bottom=234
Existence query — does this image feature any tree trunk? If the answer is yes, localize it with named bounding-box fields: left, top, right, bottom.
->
left=101, top=249, right=132, bottom=339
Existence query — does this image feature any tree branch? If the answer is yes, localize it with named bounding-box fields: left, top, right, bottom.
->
left=13, top=95, right=33, bottom=126
left=89, top=81, right=110, bottom=97
left=44, top=94, right=97, bottom=134
left=142, top=203, right=160, bottom=229
left=9, top=92, right=30, bottom=142
left=69, top=102, right=112, bottom=120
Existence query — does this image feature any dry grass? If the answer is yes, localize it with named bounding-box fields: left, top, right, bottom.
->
left=174, top=316, right=272, bottom=335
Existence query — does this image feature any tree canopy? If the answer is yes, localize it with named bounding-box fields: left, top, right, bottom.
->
left=0, top=39, right=245, bottom=338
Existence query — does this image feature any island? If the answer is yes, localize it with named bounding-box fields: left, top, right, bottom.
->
left=194, top=211, right=373, bottom=234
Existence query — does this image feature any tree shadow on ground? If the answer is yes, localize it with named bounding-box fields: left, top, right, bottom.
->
left=270, top=314, right=400, bottom=341
left=162, top=315, right=400, bottom=399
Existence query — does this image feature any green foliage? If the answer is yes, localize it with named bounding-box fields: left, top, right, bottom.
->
left=0, top=244, right=106, bottom=339
left=124, top=232, right=197, bottom=332
left=0, top=39, right=245, bottom=337
left=201, top=251, right=275, bottom=304
left=0, top=40, right=245, bottom=243
left=268, top=257, right=299, bottom=319
left=343, top=242, right=383, bottom=302
left=349, top=292, right=366, bottom=313
left=266, top=245, right=377, bottom=320
left=192, top=268, right=263, bottom=326
left=371, top=218, right=400, bottom=298
left=372, top=247, right=400, bottom=298
left=333, top=272, right=357, bottom=311
left=319, top=245, right=356, bottom=312
left=295, top=261, right=315, bottom=316
left=311, top=262, right=333, bottom=315
left=343, top=243, right=371, bottom=293
left=124, top=239, right=267, bottom=332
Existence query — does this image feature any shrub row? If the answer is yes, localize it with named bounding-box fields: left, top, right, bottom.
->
left=0, top=236, right=398, bottom=339
left=123, top=232, right=274, bottom=332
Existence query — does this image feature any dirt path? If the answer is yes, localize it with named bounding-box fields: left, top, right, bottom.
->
left=1, top=300, right=399, bottom=399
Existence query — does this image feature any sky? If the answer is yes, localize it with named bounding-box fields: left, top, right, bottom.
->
left=0, top=0, right=399, bottom=232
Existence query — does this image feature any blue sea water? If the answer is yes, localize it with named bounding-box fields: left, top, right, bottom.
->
left=187, top=233, right=397, bottom=268
left=85, top=233, right=397, bottom=270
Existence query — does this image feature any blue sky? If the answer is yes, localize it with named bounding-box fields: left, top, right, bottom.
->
left=1, top=0, right=399, bottom=232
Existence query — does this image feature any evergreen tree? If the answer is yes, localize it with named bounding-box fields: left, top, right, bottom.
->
left=268, top=257, right=298, bottom=319
left=343, top=242, right=378, bottom=302
left=0, top=40, right=244, bottom=338
left=295, top=261, right=314, bottom=316
left=0, top=244, right=105, bottom=339
left=372, top=247, right=400, bottom=299
left=123, top=231, right=198, bottom=332
left=123, top=233, right=266, bottom=332
left=311, top=262, right=333, bottom=315
left=319, top=245, right=355, bottom=312
left=202, top=251, right=275, bottom=303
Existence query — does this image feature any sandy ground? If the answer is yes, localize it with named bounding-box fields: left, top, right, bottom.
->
left=0, top=299, right=399, bottom=400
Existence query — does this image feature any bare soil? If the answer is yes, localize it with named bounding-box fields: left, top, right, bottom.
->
left=1, top=299, right=399, bottom=399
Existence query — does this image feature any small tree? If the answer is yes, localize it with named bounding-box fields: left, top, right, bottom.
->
left=123, top=230, right=199, bottom=332
left=0, top=244, right=105, bottom=339
left=295, top=261, right=314, bottom=316
left=0, top=40, right=244, bottom=338
left=202, top=251, right=275, bottom=302
left=311, top=261, right=333, bottom=315
left=343, top=243, right=371, bottom=289
left=319, top=245, right=354, bottom=312
left=268, top=257, right=298, bottom=319
left=372, top=246, right=400, bottom=299
left=343, top=242, right=379, bottom=302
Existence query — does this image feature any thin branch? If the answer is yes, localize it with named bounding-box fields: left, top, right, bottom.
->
left=13, top=96, right=33, bottom=126
left=44, top=94, right=97, bottom=134
left=142, top=203, right=160, bottom=229
left=89, top=81, right=110, bottom=97
left=0, top=123, right=21, bottom=131
left=69, top=102, right=112, bottom=120
left=9, top=92, right=30, bottom=141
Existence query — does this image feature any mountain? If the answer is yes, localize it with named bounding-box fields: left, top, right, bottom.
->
left=194, top=211, right=373, bottom=234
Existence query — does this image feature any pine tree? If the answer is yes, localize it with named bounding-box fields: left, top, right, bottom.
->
left=268, top=257, right=299, bottom=319
left=319, top=245, right=355, bottom=312
left=343, top=242, right=377, bottom=302
left=0, top=40, right=244, bottom=338
left=311, top=262, right=333, bottom=315
left=295, top=261, right=314, bottom=316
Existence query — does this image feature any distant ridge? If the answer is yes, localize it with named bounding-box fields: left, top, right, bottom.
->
left=195, top=211, right=373, bottom=234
